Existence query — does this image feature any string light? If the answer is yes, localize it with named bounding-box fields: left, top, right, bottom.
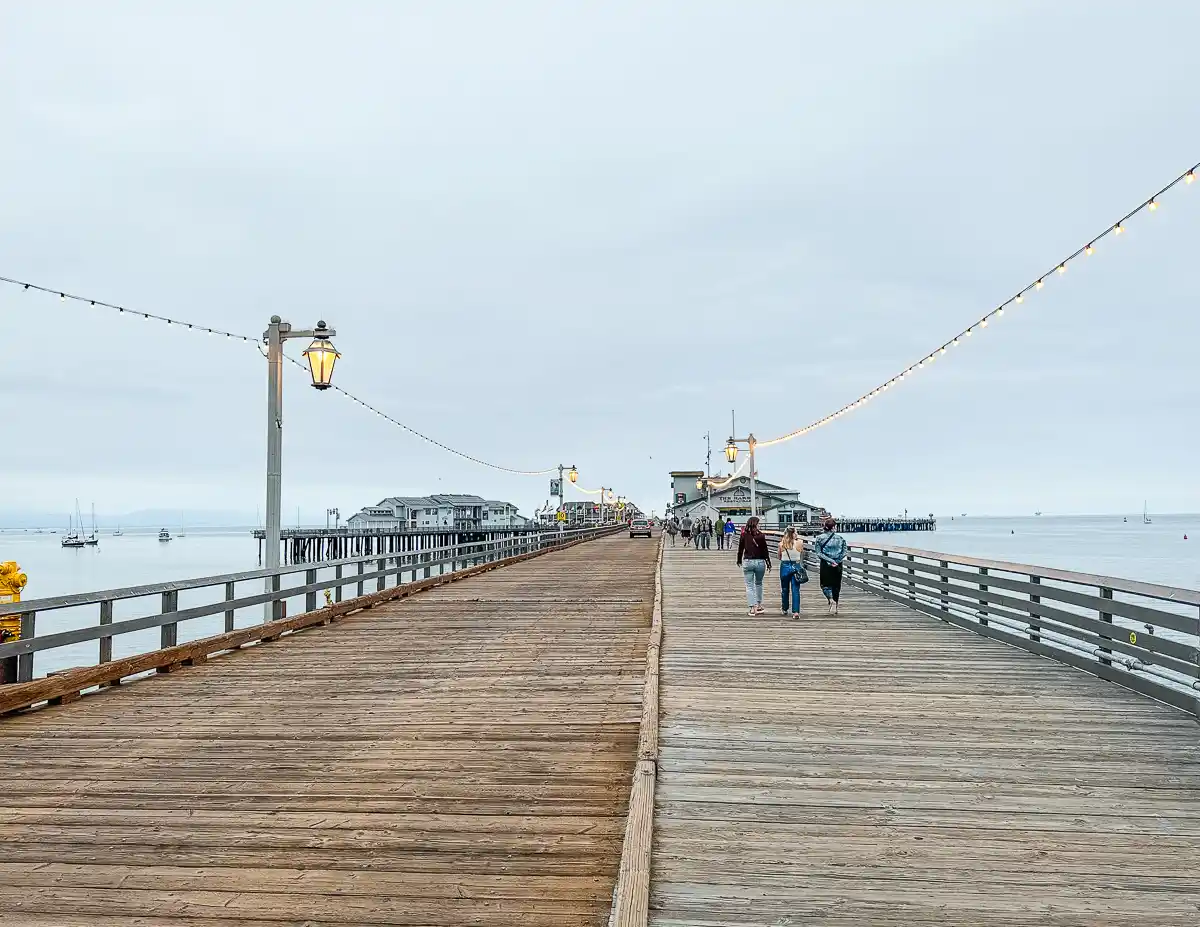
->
left=276, top=351, right=559, bottom=476
left=1, top=274, right=258, bottom=342
left=6, top=273, right=573, bottom=479
left=753, top=159, right=1199, bottom=451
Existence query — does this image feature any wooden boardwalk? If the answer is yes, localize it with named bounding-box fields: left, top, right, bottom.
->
left=651, top=542, right=1200, bottom=926
left=0, top=534, right=658, bottom=926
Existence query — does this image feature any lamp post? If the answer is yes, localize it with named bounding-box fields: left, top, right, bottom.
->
left=555, top=464, right=578, bottom=532
left=725, top=433, right=757, bottom=519
left=264, top=316, right=339, bottom=619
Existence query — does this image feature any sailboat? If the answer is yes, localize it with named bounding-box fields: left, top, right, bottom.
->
left=1143, top=501, right=1152, bottom=525
left=113, top=524, right=122, bottom=537
left=178, top=513, right=186, bottom=538
left=61, top=509, right=84, bottom=548
left=83, top=503, right=99, bottom=546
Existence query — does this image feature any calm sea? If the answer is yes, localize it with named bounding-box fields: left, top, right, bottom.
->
left=3, top=516, right=1197, bottom=678
left=849, top=514, right=1200, bottom=591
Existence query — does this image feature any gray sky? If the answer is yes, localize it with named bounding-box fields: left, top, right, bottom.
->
left=3, top=1, right=1198, bottom=521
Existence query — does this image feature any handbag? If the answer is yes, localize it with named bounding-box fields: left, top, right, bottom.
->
left=782, top=544, right=809, bottom=584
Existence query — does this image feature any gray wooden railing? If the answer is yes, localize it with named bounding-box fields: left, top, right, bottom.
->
left=0, top=526, right=614, bottom=701
left=841, top=544, right=1200, bottom=717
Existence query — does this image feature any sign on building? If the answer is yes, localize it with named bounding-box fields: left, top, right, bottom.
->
left=674, top=492, right=686, bottom=505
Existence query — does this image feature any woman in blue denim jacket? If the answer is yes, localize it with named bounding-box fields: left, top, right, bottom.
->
left=813, top=516, right=847, bottom=614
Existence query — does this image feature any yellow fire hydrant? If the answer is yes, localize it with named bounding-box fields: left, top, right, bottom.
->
left=0, top=561, right=27, bottom=643
left=1, top=561, right=27, bottom=684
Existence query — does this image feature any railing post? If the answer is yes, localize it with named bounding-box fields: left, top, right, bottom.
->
left=271, top=575, right=283, bottom=621
left=939, top=560, right=949, bottom=616
left=977, top=567, right=988, bottom=626
left=907, top=554, right=916, bottom=600
left=99, top=600, right=113, bottom=664
left=377, top=558, right=386, bottom=592
left=305, top=569, right=317, bottom=612
left=335, top=565, right=343, bottom=603
left=357, top=561, right=365, bottom=597
left=1099, top=586, right=1113, bottom=666
left=17, top=612, right=36, bottom=682
left=224, top=582, right=236, bottom=633
left=882, top=550, right=890, bottom=593
left=160, top=590, right=179, bottom=648
left=1029, top=575, right=1041, bottom=642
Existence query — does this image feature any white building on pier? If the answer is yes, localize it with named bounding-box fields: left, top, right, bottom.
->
left=667, top=470, right=825, bottom=528
left=347, top=494, right=530, bottom=531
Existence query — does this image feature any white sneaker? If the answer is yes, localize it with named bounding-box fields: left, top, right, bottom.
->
left=831, top=601, right=839, bottom=615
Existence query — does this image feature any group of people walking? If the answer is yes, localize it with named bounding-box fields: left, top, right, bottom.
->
left=735, top=515, right=847, bottom=619
left=663, top=513, right=736, bottom=550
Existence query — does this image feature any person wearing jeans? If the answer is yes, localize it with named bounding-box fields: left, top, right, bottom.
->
left=735, top=516, right=772, bottom=616
left=778, top=525, right=807, bottom=618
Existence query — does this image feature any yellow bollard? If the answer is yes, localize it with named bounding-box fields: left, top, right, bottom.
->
left=0, top=561, right=27, bottom=641
left=1, top=561, right=27, bottom=684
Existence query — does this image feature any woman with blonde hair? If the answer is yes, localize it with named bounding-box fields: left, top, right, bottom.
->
left=777, top=525, right=808, bottom=618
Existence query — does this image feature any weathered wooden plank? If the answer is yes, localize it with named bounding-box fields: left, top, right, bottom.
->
left=649, top=543, right=1200, bottom=926
left=0, top=534, right=657, bottom=925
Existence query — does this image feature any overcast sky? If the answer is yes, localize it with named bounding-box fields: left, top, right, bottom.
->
left=3, top=1, right=1198, bottom=522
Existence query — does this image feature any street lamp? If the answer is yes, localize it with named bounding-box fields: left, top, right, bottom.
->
left=726, top=433, right=758, bottom=517
left=264, top=315, right=339, bottom=619
left=568, top=466, right=578, bottom=483
left=301, top=324, right=340, bottom=389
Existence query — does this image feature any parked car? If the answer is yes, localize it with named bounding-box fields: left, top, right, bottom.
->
left=629, top=518, right=652, bottom=539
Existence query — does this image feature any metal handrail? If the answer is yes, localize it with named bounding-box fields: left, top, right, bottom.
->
left=0, top=528, right=602, bottom=618
left=842, top=543, right=1200, bottom=717
left=0, top=526, right=615, bottom=683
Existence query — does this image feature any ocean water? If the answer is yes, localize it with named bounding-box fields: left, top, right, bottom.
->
left=848, top=514, right=1200, bottom=591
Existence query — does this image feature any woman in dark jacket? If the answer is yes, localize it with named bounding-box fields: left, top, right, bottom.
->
left=735, top=516, right=772, bottom=616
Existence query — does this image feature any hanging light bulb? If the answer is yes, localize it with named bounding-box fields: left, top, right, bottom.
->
left=980, top=318, right=989, bottom=328
left=1187, top=171, right=1196, bottom=184
left=1085, top=243, right=1095, bottom=256
left=997, top=306, right=1005, bottom=317
left=952, top=337, right=960, bottom=346
left=1057, top=264, right=1066, bottom=274
left=939, top=346, right=947, bottom=355
left=1114, top=223, right=1124, bottom=235
left=965, top=328, right=973, bottom=337
left=1149, top=199, right=1158, bottom=211
left=1036, top=279, right=1045, bottom=289
left=1016, top=294, right=1024, bottom=304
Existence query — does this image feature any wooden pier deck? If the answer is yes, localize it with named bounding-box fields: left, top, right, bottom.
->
left=0, top=534, right=658, bottom=926
left=651, top=543, right=1200, bottom=926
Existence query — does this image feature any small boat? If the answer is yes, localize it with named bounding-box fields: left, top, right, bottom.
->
left=1034, top=511, right=1042, bottom=516
left=83, top=503, right=99, bottom=546
left=158, top=528, right=172, bottom=542
left=1143, top=501, right=1152, bottom=525
left=113, top=525, right=122, bottom=537
left=178, top=513, right=186, bottom=538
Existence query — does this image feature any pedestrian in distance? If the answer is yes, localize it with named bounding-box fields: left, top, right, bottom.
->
left=665, top=517, right=678, bottom=546
left=723, top=517, right=737, bottom=551
left=814, top=516, right=848, bottom=614
left=680, top=514, right=693, bottom=545
left=692, top=516, right=703, bottom=549
left=714, top=516, right=726, bottom=550
left=700, top=516, right=712, bottom=550
left=736, top=515, right=772, bottom=616
left=777, top=525, right=809, bottom=618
